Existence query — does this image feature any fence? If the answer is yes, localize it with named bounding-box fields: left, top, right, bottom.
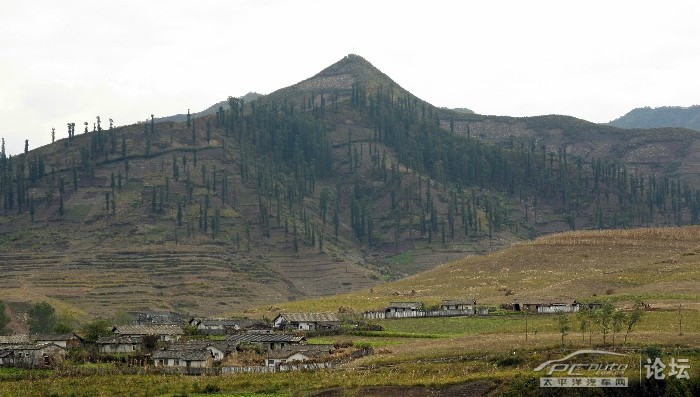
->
left=363, top=307, right=490, bottom=320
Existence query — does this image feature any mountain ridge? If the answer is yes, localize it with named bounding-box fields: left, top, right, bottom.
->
left=608, top=105, right=700, bottom=131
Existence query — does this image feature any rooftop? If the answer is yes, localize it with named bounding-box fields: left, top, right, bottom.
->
left=276, top=313, right=340, bottom=323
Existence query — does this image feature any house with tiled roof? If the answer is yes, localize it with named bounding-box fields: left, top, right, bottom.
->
left=0, top=343, right=66, bottom=367
left=95, top=335, right=142, bottom=354
left=226, top=333, right=305, bottom=351
left=272, top=313, right=340, bottom=331
left=152, top=345, right=212, bottom=368
left=385, top=302, right=422, bottom=314
left=33, top=333, right=83, bottom=348
left=265, top=344, right=335, bottom=367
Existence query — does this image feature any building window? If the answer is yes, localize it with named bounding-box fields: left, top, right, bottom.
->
left=174, top=359, right=179, bottom=366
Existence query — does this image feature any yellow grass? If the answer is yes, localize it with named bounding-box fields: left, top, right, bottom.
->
left=263, top=226, right=700, bottom=315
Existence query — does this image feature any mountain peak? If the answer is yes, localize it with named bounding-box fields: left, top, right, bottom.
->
left=267, top=54, right=409, bottom=101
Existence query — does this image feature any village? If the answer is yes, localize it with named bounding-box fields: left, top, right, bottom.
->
left=0, top=298, right=601, bottom=374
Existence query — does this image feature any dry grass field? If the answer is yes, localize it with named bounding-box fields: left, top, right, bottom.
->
left=263, top=226, right=700, bottom=315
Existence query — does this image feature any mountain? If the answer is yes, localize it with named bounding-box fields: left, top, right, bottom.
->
left=609, top=105, right=700, bottom=131
left=1, top=54, right=700, bottom=319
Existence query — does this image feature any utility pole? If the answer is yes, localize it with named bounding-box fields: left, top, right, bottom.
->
left=525, top=307, right=529, bottom=341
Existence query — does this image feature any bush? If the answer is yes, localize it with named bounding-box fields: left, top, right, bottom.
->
left=202, top=384, right=221, bottom=393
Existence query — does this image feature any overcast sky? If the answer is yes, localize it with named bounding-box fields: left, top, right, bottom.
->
left=1, top=0, right=698, bottom=155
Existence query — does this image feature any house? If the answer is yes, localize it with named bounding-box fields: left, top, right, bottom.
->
left=112, top=324, right=184, bottom=342
left=509, top=299, right=580, bottom=314
left=385, top=302, right=422, bottom=314
left=33, top=333, right=83, bottom=348
left=173, top=340, right=236, bottom=362
left=95, top=335, right=142, bottom=354
left=265, top=344, right=335, bottom=367
left=226, top=333, right=305, bottom=351
left=0, top=343, right=66, bottom=367
left=188, top=318, right=262, bottom=335
left=272, top=313, right=340, bottom=331
left=440, top=299, right=476, bottom=311
left=152, top=346, right=212, bottom=368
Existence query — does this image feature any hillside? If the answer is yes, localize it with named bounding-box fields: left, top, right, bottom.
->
left=268, top=226, right=700, bottom=314
left=1, top=54, right=700, bottom=319
left=609, top=105, right=700, bottom=132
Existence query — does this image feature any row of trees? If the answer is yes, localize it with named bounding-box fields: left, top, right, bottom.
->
left=553, top=301, right=645, bottom=347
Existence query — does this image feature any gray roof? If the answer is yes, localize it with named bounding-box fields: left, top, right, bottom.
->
left=198, top=319, right=243, bottom=327
left=2, top=343, right=66, bottom=351
left=96, top=335, right=141, bottom=345
left=276, top=313, right=340, bottom=323
left=227, top=334, right=305, bottom=344
left=113, top=324, right=184, bottom=336
left=0, top=335, right=31, bottom=345
left=172, top=340, right=236, bottom=353
left=152, top=347, right=209, bottom=361
left=34, top=333, right=81, bottom=342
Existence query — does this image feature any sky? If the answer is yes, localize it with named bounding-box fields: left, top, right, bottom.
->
left=1, top=0, right=699, bottom=156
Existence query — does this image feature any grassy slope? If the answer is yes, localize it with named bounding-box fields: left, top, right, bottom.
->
left=259, top=226, right=700, bottom=315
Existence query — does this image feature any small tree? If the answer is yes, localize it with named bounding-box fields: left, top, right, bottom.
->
left=81, top=319, right=112, bottom=343
left=624, top=300, right=644, bottom=344
left=576, top=306, right=590, bottom=342
left=556, top=311, right=570, bottom=346
left=141, top=334, right=159, bottom=353
left=28, top=301, right=57, bottom=334
left=611, top=308, right=626, bottom=348
left=596, top=302, right=614, bottom=345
